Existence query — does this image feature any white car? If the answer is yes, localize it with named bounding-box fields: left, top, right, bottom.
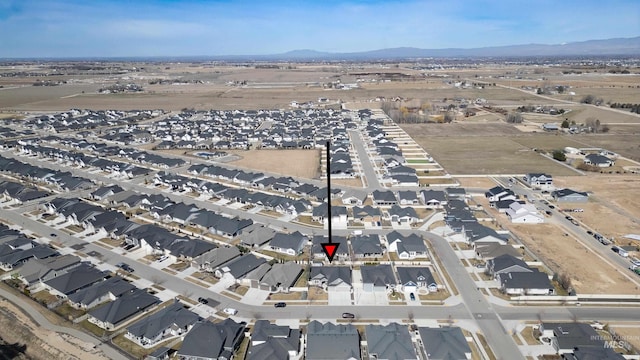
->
left=157, top=255, right=169, bottom=262
left=223, top=308, right=238, bottom=315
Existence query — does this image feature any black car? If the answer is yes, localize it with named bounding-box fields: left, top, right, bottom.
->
left=548, top=205, right=555, bottom=209
left=198, top=297, right=208, bottom=304
left=341, top=312, right=355, bottom=319
left=587, top=230, right=594, bottom=235
left=274, top=302, right=287, bottom=308
left=50, top=233, right=57, bottom=237
left=116, top=262, right=134, bottom=272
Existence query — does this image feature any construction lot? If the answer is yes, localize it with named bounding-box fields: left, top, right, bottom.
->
left=225, top=149, right=321, bottom=179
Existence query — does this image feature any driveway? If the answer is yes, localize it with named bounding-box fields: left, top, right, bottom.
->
left=328, top=290, right=352, bottom=306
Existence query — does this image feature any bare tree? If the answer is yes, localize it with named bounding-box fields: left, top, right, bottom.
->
left=505, top=112, right=523, bottom=123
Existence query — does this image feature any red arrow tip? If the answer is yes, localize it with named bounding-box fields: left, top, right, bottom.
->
left=321, top=242, right=340, bottom=263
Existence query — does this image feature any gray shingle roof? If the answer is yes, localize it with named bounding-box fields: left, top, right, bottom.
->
left=88, top=288, right=159, bottom=326
left=419, top=327, right=471, bottom=360
left=126, top=301, right=199, bottom=341
left=44, top=263, right=108, bottom=295
left=365, top=323, right=416, bottom=360
left=306, top=321, right=360, bottom=360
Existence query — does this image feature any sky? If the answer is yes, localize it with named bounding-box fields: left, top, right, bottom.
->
left=0, top=0, right=638, bottom=58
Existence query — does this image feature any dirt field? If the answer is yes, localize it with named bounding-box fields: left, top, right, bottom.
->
left=0, top=300, right=109, bottom=360
left=474, top=196, right=640, bottom=294
left=402, top=131, right=579, bottom=175
left=454, top=177, right=499, bottom=188
left=553, top=175, right=640, bottom=241
left=509, top=224, right=639, bottom=295
left=226, top=149, right=320, bottom=179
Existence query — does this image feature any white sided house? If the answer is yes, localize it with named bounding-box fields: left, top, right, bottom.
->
left=505, top=202, right=544, bottom=224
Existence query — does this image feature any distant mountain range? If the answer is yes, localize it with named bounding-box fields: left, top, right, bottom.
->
left=228, top=36, right=640, bottom=61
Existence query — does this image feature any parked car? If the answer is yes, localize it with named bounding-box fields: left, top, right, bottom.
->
left=223, top=308, right=238, bottom=315
left=341, top=312, right=355, bottom=319
left=50, top=233, right=57, bottom=237
left=274, top=302, right=287, bottom=308
left=198, top=297, right=208, bottom=304
left=116, top=263, right=134, bottom=273
left=409, top=293, right=416, bottom=301
left=157, top=255, right=169, bottom=262
left=586, top=230, right=593, bottom=235
left=548, top=205, right=555, bottom=209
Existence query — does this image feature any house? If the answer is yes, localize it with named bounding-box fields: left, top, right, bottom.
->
left=351, top=235, right=384, bottom=259
left=351, top=206, right=381, bottom=225
left=125, top=301, right=200, bottom=347
left=87, top=288, right=160, bottom=330
left=539, top=323, right=604, bottom=355
left=43, top=263, right=109, bottom=298
left=67, top=276, right=136, bottom=310
left=259, top=262, right=303, bottom=293
left=386, top=231, right=428, bottom=259
left=239, top=224, right=276, bottom=248
left=215, top=254, right=267, bottom=281
left=474, top=243, right=522, bottom=261
left=487, top=254, right=532, bottom=277
left=365, top=323, right=417, bottom=360
left=306, top=321, right=360, bottom=360
left=396, top=267, right=437, bottom=293
left=552, top=188, right=588, bottom=203
left=485, top=186, right=517, bottom=202
left=388, top=205, right=419, bottom=224
left=418, top=327, right=471, bottom=360
left=563, top=346, right=625, bottom=360
left=584, top=154, right=614, bottom=167
left=543, top=123, right=560, bottom=131
left=463, top=223, right=509, bottom=245
left=246, top=320, right=301, bottom=360
left=16, top=254, right=81, bottom=288
left=524, top=173, right=553, bottom=190
left=309, top=266, right=352, bottom=292
left=396, top=191, right=419, bottom=205
left=505, top=202, right=544, bottom=224
left=341, top=189, right=368, bottom=206
left=445, top=187, right=467, bottom=200
left=360, top=265, right=396, bottom=292
left=311, top=204, right=348, bottom=227
left=312, top=236, right=349, bottom=261
left=268, top=231, right=306, bottom=256
left=420, top=190, right=447, bottom=208
left=497, top=271, right=554, bottom=295
left=193, top=246, right=240, bottom=273
left=371, top=190, right=397, bottom=206
left=178, top=319, right=246, bottom=360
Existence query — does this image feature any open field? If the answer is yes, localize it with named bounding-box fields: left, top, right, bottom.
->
left=0, top=294, right=109, bottom=359
left=405, top=134, right=578, bottom=175
left=509, top=224, right=639, bottom=295
left=401, top=119, right=640, bottom=174
left=553, top=175, right=640, bottom=240
left=226, top=149, right=320, bottom=179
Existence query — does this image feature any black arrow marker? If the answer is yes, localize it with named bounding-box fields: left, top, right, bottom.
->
left=321, top=140, right=340, bottom=263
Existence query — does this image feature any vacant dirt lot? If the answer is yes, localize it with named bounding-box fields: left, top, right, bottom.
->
left=0, top=299, right=109, bottom=360
left=226, top=149, right=320, bottom=179
left=553, top=175, right=640, bottom=241
left=403, top=132, right=579, bottom=175
left=509, top=224, right=639, bottom=295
